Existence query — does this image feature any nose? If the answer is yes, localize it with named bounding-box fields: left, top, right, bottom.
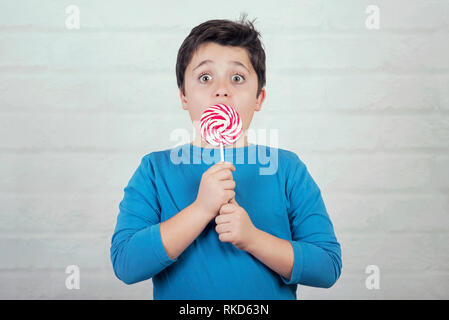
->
left=214, top=78, right=230, bottom=97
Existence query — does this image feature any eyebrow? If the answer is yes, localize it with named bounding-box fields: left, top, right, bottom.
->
left=192, top=59, right=250, bottom=73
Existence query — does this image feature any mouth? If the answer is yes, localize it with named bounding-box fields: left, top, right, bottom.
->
left=212, top=102, right=234, bottom=108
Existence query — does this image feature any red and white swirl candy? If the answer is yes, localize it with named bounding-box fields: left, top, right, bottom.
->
left=200, top=104, right=243, bottom=147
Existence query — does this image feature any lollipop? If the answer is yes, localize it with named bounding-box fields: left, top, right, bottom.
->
left=200, top=103, right=243, bottom=162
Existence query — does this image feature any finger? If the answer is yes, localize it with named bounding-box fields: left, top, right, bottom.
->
left=206, top=162, right=236, bottom=175
left=215, top=214, right=232, bottom=224
left=220, top=179, right=236, bottom=190
left=215, top=223, right=231, bottom=234
left=218, top=232, right=232, bottom=243
left=208, top=161, right=236, bottom=174
left=213, top=168, right=234, bottom=181
left=219, top=203, right=236, bottom=215
left=225, top=190, right=235, bottom=202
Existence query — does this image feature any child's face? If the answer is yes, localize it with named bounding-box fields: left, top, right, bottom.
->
left=180, top=42, right=266, bottom=139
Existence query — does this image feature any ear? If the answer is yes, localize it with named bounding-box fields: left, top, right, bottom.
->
left=180, top=88, right=188, bottom=110
left=255, top=88, right=266, bottom=112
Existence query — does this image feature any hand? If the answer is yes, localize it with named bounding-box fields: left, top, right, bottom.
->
left=194, top=161, right=236, bottom=220
left=214, top=198, right=258, bottom=251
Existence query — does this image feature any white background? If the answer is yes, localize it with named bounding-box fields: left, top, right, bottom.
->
left=0, top=0, right=448, bottom=299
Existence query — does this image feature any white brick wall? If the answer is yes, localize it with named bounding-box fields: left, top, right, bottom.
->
left=0, top=0, right=448, bottom=299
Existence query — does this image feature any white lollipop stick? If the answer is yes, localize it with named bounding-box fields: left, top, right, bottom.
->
left=220, top=142, right=224, bottom=163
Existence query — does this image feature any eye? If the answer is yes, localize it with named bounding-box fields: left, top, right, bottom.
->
left=199, top=73, right=212, bottom=83
left=232, top=73, right=245, bottom=83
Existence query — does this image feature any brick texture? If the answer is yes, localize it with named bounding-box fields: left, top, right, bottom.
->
left=1, top=0, right=448, bottom=299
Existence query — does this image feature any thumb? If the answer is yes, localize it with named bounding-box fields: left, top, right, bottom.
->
left=230, top=197, right=239, bottom=206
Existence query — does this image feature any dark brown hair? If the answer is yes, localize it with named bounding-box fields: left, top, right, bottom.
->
left=176, top=13, right=266, bottom=98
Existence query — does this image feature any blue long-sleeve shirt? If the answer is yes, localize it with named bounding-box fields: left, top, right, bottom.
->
left=110, top=143, right=342, bottom=299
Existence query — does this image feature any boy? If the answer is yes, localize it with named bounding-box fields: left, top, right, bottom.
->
left=110, top=16, right=342, bottom=300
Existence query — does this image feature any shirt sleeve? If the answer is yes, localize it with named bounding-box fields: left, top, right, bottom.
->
left=110, top=154, right=177, bottom=285
left=280, top=154, right=342, bottom=288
